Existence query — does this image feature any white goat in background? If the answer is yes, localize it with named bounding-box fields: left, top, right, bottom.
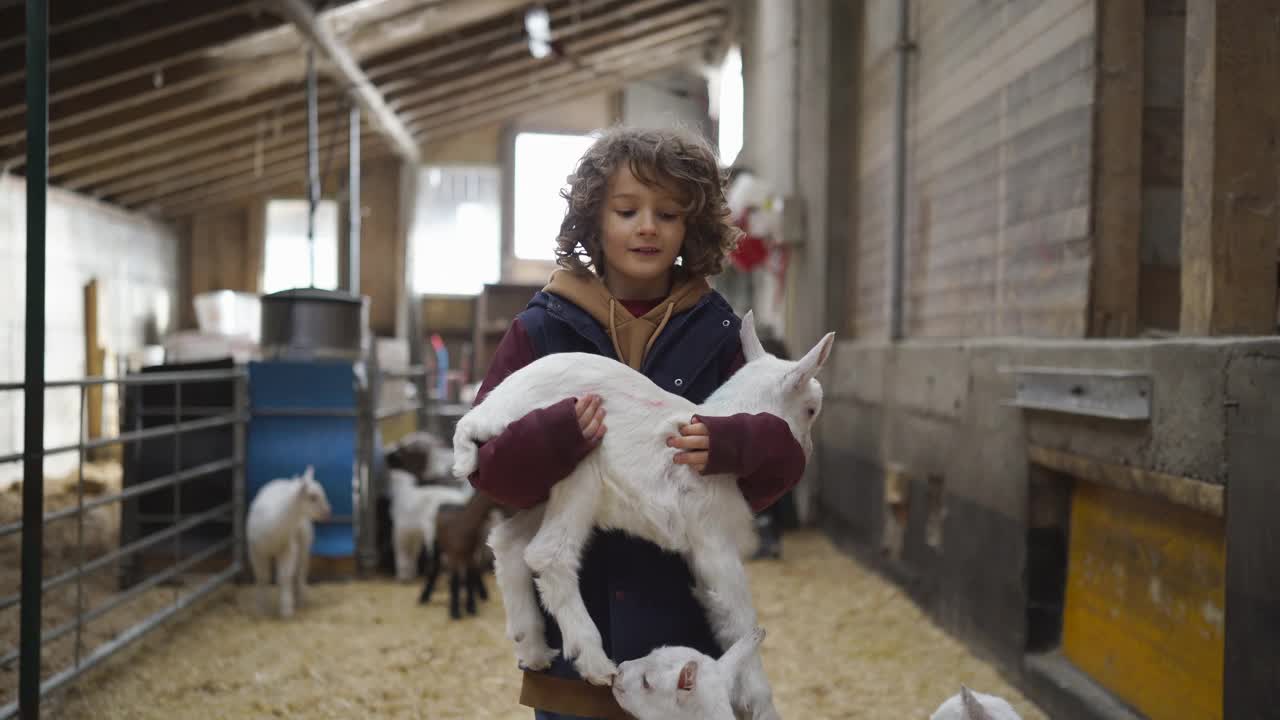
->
left=611, top=627, right=766, bottom=720
left=453, top=311, right=834, bottom=720
left=388, top=467, right=470, bottom=581
left=246, top=465, right=331, bottom=618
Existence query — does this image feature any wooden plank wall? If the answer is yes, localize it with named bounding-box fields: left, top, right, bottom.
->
left=849, top=0, right=1099, bottom=339
left=848, top=0, right=897, bottom=338
left=1140, top=0, right=1186, bottom=333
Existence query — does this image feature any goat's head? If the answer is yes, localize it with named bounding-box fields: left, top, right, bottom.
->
left=930, top=686, right=1023, bottom=720
left=612, top=627, right=764, bottom=720
left=716, top=311, right=835, bottom=458
left=295, top=465, right=332, bottom=521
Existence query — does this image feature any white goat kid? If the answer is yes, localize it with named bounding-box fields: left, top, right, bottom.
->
left=930, top=686, right=1024, bottom=720
left=389, top=467, right=471, bottom=581
left=612, top=627, right=765, bottom=720
left=454, top=310, right=834, bottom=720
left=246, top=465, right=331, bottom=618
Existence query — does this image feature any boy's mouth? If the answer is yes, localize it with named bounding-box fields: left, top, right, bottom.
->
left=630, top=246, right=661, bottom=255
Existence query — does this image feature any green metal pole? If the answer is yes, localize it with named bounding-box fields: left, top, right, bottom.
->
left=20, top=0, right=48, bottom=718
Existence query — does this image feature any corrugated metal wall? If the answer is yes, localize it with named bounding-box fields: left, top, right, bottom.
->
left=850, top=0, right=1098, bottom=339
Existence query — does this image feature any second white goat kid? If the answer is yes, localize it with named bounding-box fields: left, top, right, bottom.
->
left=454, top=310, right=834, bottom=720
left=389, top=467, right=470, bottom=581
left=246, top=465, right=331, bottom=618
left=611, top=627, right=766, bottom=720
left=930, top=686, right=1024, bottom=720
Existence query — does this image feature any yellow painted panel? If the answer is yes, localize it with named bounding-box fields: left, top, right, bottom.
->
left=1062, top=481, right=1225, bottom=720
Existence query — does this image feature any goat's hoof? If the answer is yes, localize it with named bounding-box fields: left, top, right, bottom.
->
left=574, top=649, right=619, bottom=687
left=515, top=642, right=559, bottom=671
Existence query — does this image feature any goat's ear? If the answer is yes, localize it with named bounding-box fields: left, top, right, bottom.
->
left=676, top=660, right=698, bottom=700
left=787, top=331, right=835, bottom=389
left=739, top=310, right=767, bottom=362
left=303, top=465, right=315, bottom=483
left=718, top=627, right=764, bottom=682
left=959, top=686, right=995, bottom=720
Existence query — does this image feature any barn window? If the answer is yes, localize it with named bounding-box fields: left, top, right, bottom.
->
left=411, top=166, right=501, bottom=296
left=262, top=198, right=340, bottom=293
left=512, top=131, right=595, bottom=261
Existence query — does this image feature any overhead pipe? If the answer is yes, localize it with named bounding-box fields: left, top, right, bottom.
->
left=888, top=0, right=913, bottom=341
left=348, top=102, right=360, bottom=295
left=306, top=47, right=320, bottom=289
left=20, top=1, right=48, bottom=717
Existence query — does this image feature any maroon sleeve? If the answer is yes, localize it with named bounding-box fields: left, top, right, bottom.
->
left=468, top=319, right=598, bottom=509
left=695, top=412, right=806, bottom=513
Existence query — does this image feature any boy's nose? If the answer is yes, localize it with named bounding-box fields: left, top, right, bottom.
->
left=637, top=212, right=657, bottom=235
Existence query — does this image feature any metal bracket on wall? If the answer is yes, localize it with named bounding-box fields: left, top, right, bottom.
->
left=1001, top=366, right=1153, bottom=421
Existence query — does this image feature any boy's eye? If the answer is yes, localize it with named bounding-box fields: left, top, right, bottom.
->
left=658, top=212, right=681, bottom=221
left=616, top=209, right=637, bottom=218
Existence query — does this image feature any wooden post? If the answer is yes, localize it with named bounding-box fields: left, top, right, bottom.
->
left=1089, top=0, right=1144, bottom=337
left=1179, top=0, right=1280, bottom=335
left=83, top=279, right=103, bottom=450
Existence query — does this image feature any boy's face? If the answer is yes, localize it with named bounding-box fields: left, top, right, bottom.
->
left=599, top=164, right=686, bottom=299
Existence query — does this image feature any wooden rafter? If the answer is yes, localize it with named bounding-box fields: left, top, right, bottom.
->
left=273, top=0, right=420, bottom=162
left=413, top=38, right=713, bottom=139
left=399, top=13, right=723, bottom=125
left=156, top=41, right=709, bottom=218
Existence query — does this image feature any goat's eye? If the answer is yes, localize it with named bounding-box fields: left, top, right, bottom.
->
left=806, top=407, right=816, bottom=417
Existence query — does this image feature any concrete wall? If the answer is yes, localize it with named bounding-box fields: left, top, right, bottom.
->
left=818, top=334, right=1279, bottom=716
left=0, top=174, right=179, bottom=485
left=621, top=68, right=711, bottom=137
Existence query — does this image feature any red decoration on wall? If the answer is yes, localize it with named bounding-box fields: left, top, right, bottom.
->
left=728, top=211, right=770, bottom=272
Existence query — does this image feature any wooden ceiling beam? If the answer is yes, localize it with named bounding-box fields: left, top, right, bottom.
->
left=45, top=84, right=339, bottom=181
left=153, top=45, right=707, bottom=218
left=273, top=0, right=420, bottom=162
left=411, top=38, right=713, bottom=140
left=153, top=145, right=398, bottom=219
left=72, top=95, right=351, bottom=197
left=374, top=0, right=690, bottom=97
left=0, top=0, right=170, bottom=52
left=418, top=51, right=704, bottom=149
left=364, top=0, right=623, bottom=90
left=112, top=116, right=381, bottom=207
left=394, top=10, right=723, bottom=122
left=0, top=1, right=253, bottom=91
left=0, top=13, right=294, bottom=133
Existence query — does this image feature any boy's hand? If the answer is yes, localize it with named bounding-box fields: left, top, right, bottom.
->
left=576, top=394, right=607, bottom=444
left=668, top=420, right=710, bottom=473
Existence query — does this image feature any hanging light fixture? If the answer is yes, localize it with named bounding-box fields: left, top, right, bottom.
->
left=524, top=5, right=552, bottom=59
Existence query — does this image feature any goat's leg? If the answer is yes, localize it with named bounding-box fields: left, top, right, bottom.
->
left=472, top=566, right=489, bottom=602
left=490, top=507, right=558, bottom=670
left=276, top=538, right=301, bottom=619
left=249, top=546, right=272, bottom=616
left=525, top=471, right=615, bottom=686
left=294, top=521, right=313, bottom=607
left=465, top=565, right=479, bottom=615
left=448, top=569, right=462, bottom=620
left=393, top=525, right=419, bottom=582
left=419, top=543, right=441, bottom=604
left=686, top=537, right=779, bottom=720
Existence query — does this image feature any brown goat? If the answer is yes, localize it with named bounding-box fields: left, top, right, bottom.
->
left=419, top=491, right=504, bottom=619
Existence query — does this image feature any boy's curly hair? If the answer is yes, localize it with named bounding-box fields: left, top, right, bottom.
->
left=554, top=126, right=741, bottom=277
